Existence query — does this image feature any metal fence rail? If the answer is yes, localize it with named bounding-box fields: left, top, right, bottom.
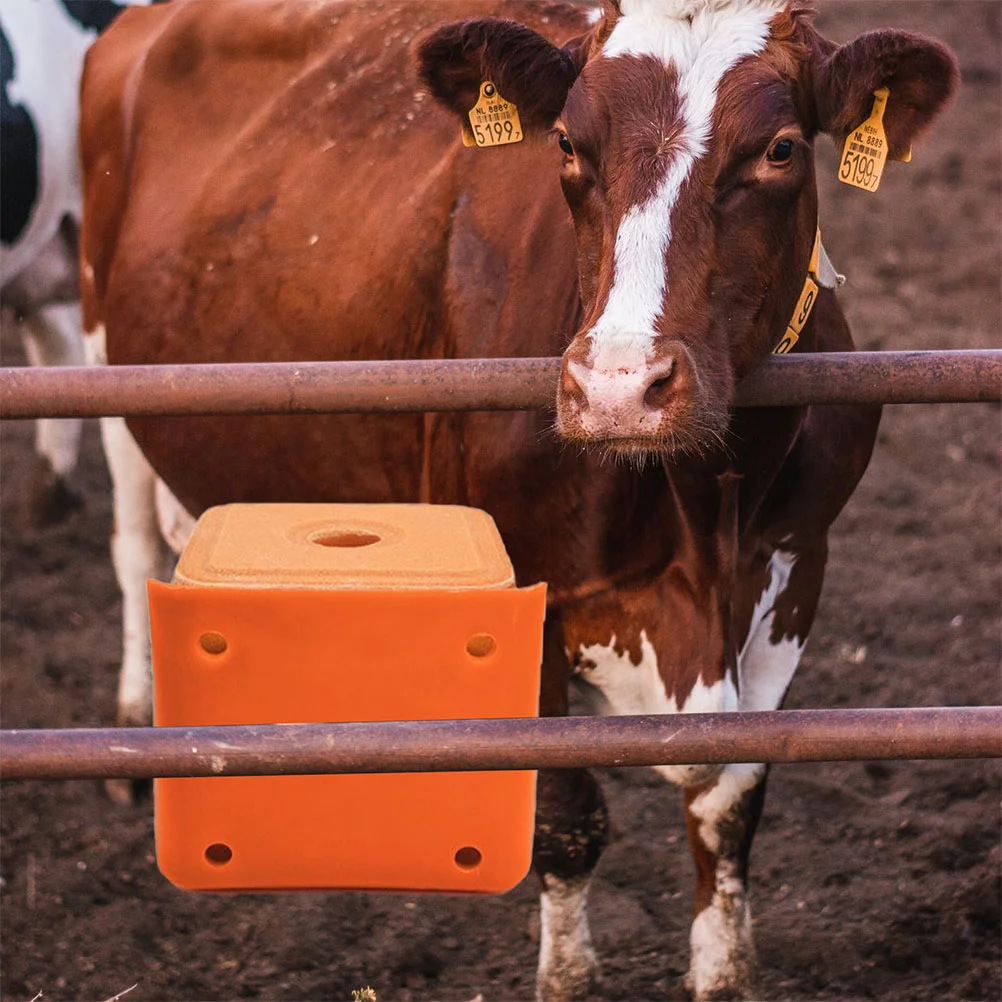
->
left=2, top=353, right=999, bottom=782
left=2, top=707, right=1000, bottom=781
left=1, top=350, right=1000, bottom=418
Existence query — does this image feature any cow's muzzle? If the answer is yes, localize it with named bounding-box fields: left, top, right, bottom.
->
left=556, top=336, right=704, bottom=447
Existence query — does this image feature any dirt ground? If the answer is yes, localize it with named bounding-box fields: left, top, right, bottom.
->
left=1, top=2, right=999, bottom=1000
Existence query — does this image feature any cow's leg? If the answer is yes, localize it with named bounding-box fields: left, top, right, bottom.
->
left=100, top=449, right=192, bottom=734
left=100, top=414, right=166, bottom=728
left=683, top=546, right=826, bottom=1000
left=155, top=476, right=197, bottom=556
left=84, top=325, right=164, bottom=729
left=683, top=764, right=767, bottom=1000
left=535, top=768, right=609, bottom=1002
left=98, top=411, right=168, bottom=804
left=19, top=302, right=85, bottom=525
left=533, top=618, right=610, bottom=1002
left=84, top=326, right=192, bottom=802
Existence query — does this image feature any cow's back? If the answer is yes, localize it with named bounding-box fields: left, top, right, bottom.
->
left=81, top=0, right=588, bottom=522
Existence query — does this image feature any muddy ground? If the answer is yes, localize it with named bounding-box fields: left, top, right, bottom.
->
left=1, top=2, right=999, bottom=1000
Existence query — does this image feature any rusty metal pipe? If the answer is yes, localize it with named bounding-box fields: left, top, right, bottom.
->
left=1, top=351, right=999, bottom=419
left=735, top=349, right=1001, bottom=406
left=2, top=707, right=999, bottom=781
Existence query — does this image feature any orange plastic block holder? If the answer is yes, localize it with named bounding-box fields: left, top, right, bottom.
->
left=150, top=503, right=545, bottom=894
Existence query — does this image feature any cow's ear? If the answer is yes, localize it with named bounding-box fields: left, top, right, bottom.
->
left=418, top=18, right=585, bottom=134
left=812, top=30, right=959, bottom=160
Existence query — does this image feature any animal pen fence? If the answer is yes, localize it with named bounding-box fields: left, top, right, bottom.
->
left=1, top=348, right=1001, bottom=782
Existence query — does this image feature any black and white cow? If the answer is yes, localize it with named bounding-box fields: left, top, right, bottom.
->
left=0, top=0, right=149, bottom=524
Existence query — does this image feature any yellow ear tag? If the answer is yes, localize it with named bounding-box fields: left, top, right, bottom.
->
left=462, top=81, right=523, bottom=148
left=838, top=86, right=893, bottom=192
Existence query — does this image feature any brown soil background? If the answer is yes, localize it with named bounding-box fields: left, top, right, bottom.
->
left=1, top=2, right=999, bottom=1000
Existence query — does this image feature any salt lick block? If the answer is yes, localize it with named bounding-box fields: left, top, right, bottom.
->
left=149, top=503, right=546, bottom=894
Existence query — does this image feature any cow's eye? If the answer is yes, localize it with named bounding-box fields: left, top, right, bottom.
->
left=558, top=132, right=575, bottom=157
left=766, top=138, right=795, bottom=164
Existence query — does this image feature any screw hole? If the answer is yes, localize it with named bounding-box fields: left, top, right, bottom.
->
left=454, top=846, right=482, bottom=870
left=310, top=529, right=381, bottom=548
left=205, top=843, right=232, bottom=866
left=466, top=634, right=496, bottom=658
left=199, top=632, right=228, bottom=656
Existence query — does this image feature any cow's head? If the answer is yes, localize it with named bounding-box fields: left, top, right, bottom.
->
left=419, top=0, right=956, bottom=457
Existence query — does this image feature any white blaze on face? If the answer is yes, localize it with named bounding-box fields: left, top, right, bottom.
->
left=586, top=0, right=784, bottom=374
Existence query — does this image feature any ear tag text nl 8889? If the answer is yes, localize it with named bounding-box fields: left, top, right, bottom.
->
left=462, top=81, right=523, bottom=148
left=839, top=86, right=895, bottom=192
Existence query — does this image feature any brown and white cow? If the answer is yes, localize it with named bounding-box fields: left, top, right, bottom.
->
left=78, top=1, right=957, bottom=997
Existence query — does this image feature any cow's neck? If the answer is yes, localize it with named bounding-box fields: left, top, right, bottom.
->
left=538, top=376, right=812, bottom=605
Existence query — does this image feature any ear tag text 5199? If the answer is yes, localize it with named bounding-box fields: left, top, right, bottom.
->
left=462, top=81, right=523, bottom=148
left=839, top=86, right=894, bottom=192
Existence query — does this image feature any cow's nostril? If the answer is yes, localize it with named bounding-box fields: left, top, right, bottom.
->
left=560, top=360, right=590, bottom=415
left=643, top=366, right=675, bottom=411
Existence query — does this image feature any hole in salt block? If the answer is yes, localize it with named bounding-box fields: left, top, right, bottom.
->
left=454, top=846, right=482, bottom=870
left=205, top=843, right=233, bottom=866
left=466, top=634, right=496, bottom=658
left=199, top=631, right=228, bottom=656
left=310, top=529, right=382, bottom=548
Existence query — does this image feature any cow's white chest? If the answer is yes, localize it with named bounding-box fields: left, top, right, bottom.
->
left=573, top=630, right=737, bottom=785
left=736, top=550, right=804, bottom=710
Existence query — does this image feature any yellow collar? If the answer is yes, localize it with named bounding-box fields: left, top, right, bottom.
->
left=773, top=226, right=822, bottom=355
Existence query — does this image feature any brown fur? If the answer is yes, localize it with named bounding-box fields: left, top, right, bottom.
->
left=79, top=2, right=957, bottom=995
